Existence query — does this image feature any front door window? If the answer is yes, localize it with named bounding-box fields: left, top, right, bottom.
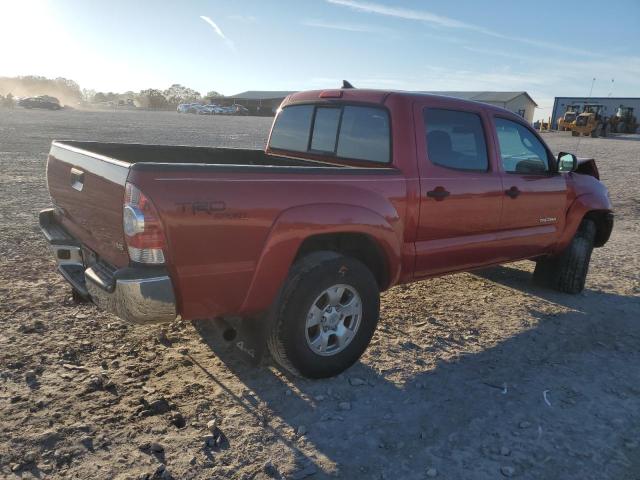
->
left=495, top=118, right=550, bottom=175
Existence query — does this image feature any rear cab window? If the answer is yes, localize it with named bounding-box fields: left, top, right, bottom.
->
left=268, top=105, right=314, bottom=152
left=311, top=107, right=341, bottom=152
left=269, top=104, right=391, bottom=164
left=423, top=108, right=489, bottom=171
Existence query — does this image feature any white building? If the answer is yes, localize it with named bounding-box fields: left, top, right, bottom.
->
left=423, top=91, right=538, bottom=123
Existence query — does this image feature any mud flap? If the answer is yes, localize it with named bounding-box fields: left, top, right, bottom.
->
left=192, top=314, right=273, bottom=366
left=226, top=315, right=272, bottom=366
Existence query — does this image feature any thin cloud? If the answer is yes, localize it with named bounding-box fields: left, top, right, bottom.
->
left=303, top=19, right=389, bottom=34
left=200, top=15, right=235, bottom=51
left=326, top=0, right=598, bottom=57
left=327, top=0, right=481, bottom=30
left=228, top=14, right=257, bottom=23
left=463, top=46, right=529, bottom=61
left=464, top=46, right=640, bottom=86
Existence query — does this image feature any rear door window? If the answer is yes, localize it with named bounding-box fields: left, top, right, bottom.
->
left=337, top=106, right=390, bottom=163
left=424, top=108, right=489, bottom=171
left=269, top=105, right=313, bottom=152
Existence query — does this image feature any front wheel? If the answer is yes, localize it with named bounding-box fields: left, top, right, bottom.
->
left=533, top=219, right=596, bottom=294
left=267, top=252, right=379, bottom=378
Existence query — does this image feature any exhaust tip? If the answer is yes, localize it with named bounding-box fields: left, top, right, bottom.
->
left=222, top=328, right=237, bottom=342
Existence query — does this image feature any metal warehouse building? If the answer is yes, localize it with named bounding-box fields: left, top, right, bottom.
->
left=225, top=90, right=538, bottom=121
left=222, top=91, right=296, bottom=116
left=552, top=97, right=640, bottom=129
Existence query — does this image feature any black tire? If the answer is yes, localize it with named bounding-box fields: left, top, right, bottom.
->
left=267, top=251, right=380, bottom=378
left=533, top=219, right=596, bottom=294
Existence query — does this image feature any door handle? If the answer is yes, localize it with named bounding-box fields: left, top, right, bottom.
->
left=426, top=187, right=450, bottom=201
left=70, top=167, right=84, bottom=191
left=505, top=186, right=520, bottom=198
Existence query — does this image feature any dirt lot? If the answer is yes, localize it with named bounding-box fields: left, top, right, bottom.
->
left=1, top=108, right=639, bottom=480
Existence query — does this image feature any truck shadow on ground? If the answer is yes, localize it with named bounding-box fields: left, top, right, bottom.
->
left=192, top=266, right=639, bottom=479
left=473, top=264, right=625, bottom=310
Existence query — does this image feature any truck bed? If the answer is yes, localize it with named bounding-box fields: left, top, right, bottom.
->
left=46, top=140, right=398, bottom=272
left=56, top=141, right=332, bottom=168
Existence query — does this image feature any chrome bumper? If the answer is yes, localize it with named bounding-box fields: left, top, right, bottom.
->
left=84, top=267, right=177, bottom=324
left=40, top=208, right=177, bottom=324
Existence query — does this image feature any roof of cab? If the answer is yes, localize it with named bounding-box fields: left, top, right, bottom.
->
left=285, top=88, right=521, bottom=118
left=287, top=89, right=391, bottom=104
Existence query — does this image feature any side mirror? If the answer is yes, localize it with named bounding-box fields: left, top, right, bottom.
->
left=557, top=152, right=577, bottom=172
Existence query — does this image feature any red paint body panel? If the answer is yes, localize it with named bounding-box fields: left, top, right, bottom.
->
left=127, top=168, right=407, bottom=319
left=47, top=154, right=129, bottom=268
left=240, top=203, right=404, bottom=315
left=45, top=89, right=613, bottom=321
left=555, top=172, right=613, bottom=253
left=412, top=99, right=505, bottom=275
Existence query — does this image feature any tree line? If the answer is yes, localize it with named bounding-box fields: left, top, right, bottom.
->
left=0, top=76, right=82, bottom=107
left=0, top=76, right=222, bottom=109
left=83, top=84, right=222, bottom=109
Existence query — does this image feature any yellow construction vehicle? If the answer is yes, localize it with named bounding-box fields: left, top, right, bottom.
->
left=571, top=104, right=606, bottom=137
left=609, top=106, right=638, bottom=134
left=557, top=104, right=581, bottom=131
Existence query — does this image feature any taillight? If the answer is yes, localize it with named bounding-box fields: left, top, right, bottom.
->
left=123, top=182, right=166, bottom=264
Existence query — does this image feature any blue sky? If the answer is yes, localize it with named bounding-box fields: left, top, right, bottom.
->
left=2, top=0, right=639, bottom=119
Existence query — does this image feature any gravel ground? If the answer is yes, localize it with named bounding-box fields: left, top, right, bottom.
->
left=1, top=108, right=639, bottom=480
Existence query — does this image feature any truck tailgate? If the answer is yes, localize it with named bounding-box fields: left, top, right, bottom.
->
left=46, top=141, right=130, bottom=268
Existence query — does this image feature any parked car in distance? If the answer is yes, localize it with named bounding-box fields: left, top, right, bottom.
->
left=40, top=88, right=613, bottom=379
left=176, top=103, right=193, bottom=113
left=206, top=105, right=230, bottom=115
left=176, top=103, right=205, bottom=114
left=199, top=105, right=216, bottom=115
left=19, top=95, right=62, bottom=110
left=188, top=104, right=208, bottom=114
left=231, top=104, right=249, bottom=116
left=197, top=105, right=219, bottom=115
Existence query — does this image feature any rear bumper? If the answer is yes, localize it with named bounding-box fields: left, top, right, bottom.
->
left=39, top=208, right=177, bottom=324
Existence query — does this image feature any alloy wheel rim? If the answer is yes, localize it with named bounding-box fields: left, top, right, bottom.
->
left=304, top=284, right=362, bottom=356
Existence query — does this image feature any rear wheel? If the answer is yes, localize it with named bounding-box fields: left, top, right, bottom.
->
left=267, top=252, right=379, bottom=378
left=533, top=219, right=596, bottom=294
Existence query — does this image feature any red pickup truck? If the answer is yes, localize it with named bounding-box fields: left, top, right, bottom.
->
left=40, top=88, right=613, bottom=378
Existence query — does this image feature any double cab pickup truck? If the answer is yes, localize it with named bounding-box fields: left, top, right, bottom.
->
left=40, top=88, right=613, bottom=378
